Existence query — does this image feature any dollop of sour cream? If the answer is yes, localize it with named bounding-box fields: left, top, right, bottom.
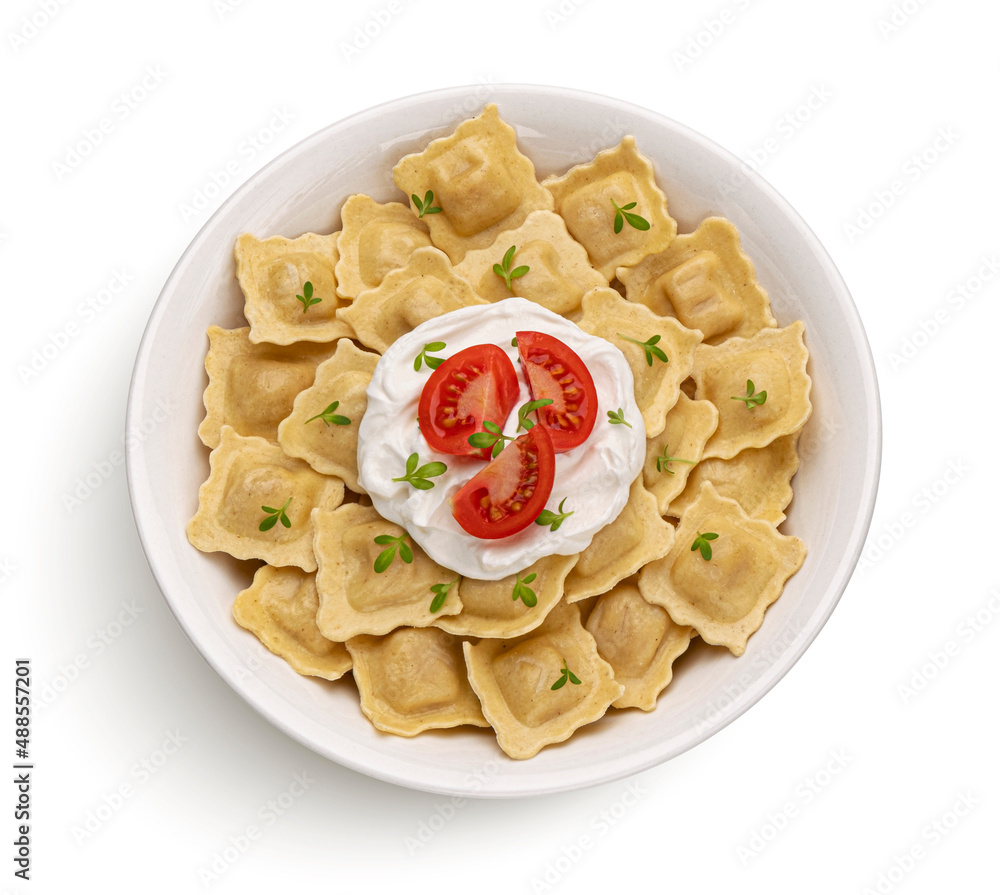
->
left=357, top=298, right=645, bottom=580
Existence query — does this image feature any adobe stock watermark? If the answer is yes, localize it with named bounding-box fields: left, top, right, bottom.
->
left=896, top=588, right=999, bottom=705
left=856, top=459, right=970, bottom=573
left=842, top=126, right=959, bottom=245
left=860, top=791, right=979, bottom=894
left=876, top=0, right=933, bottom=40
left=60, top=395, right=175, bottom=512
left=403, top=760, right=500, bottom=854
left=0, top=557, right=16, bottom=587
left=213, top=0, right=248, bottom=20
left=16, top=267, right=134, bottom=386
left=178, top=107, right=295, bottom=223
left=6, top=0, right=71, bottom=54
left=565, top=115, right=630, bottom=166
left=71, top=730, right=188, bottom=845
left=437, top=75, right=496, bottom=126
left=545, top=0, right=590, bottom=30
left=340, top=0, right=407, bottom=63
left=672, top=0, right=753, bottom=72
left=34, top=599, right=146, bottom=711
left=737, top=747, right=852, bottom=865
left=529, top=780, right=646, bottom=892
left=198, top=771, right=314, bottom=887
left=51, top=66, right=169, bottom=182
left=719, top=85, right=835, bottom=198
left=887, top=252, right=999, bottom=372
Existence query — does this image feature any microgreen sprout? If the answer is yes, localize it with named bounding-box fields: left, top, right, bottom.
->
left=512, top=572, right=538, bottom=607
left=429, top=578, right=459, bottom=613
left=610, top=199, right=650, bottom=234
left=535, top=497, right=574, bottom=532
left=304, top=400, right=351, bottom=426
left=691, top=531, right=719, bottom=561
left=551, top=659, right=582, bottom=690
left=655, top=445, right=695, bottom=475
left=391, top=452, right=448, bottom=490
left=607, top=407, right=632, bottom=428
left=373, top=533, right=413, bottom=573
left=413, top=341, right=446, bottom=371
left=259, top=497, right=292, bottom=531
left=295, top=281, right=322, bottom=313
left=411, top=190, right=441, bottom=217
left=617, top=332, right=668, bottom=366
left=731, top=379, right=767, bottom=409
left=467, top=420, right=513, bottom=458
left=516, top=398, right=553, bottom=432
left=493, top=244, right=530, bottom=291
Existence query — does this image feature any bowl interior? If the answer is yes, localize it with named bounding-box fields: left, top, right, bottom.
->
left=126, top=85, right=880, bottom=797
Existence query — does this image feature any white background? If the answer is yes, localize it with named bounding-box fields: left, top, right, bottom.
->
left=2, top=0, right=997, bottom=892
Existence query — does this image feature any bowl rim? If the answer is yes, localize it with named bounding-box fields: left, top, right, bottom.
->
left=126, top=82, right=882, bottom=797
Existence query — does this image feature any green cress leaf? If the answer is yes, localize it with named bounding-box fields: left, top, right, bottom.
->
left=551, top=659, right=582, bottom=690
left=610, top=199, right=650, bottom=234
left=305, top=401, right=351, bottom=426
left=259, top=497, right=292, bottom=532
left=493, top=244, right=530, bottom=291
left=372, top=532, right=412, bottom=572
left=607, top=407, right=632, bottom=428
left=731, top=379, right=767, bottom=409
left=392, top=453, right=448, bottom=490
left=412, top=190, right=441, bottom=217
left=617, top=333, right=668, bottom=367
left=413, top=341, right=446, bottom=371
left=691, top=531, right=719, bottom=561
left=429, top=578, right=459, bottom=613
left=655, top=445, right=696, bottom=475
left=295, top=281, right=323, bottom=313
left=512, top=572, right=538, bottom=607
left=535, top=497, right=574, bottom=532
left=516, top=398, right=553, bottom=432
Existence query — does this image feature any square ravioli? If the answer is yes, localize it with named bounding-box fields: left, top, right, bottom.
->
left=543, top=136, right=677, bottom=279
left=618, top=217, right=777, bottom=343
left=585, top=581, right=694, bottom=711
left=187, top=426, right=344, bottom=571
left=232, top=565, right=352, bottom=680
left=642, top=392, right=720, bottom=515
left=692, top=321, right=811, bottom=459
left=347, top=627, right=488, bottom=736
left=313, top=504, right=462, bottom=641
left=669, top=432, right=800, bottom=525
left=639, top=483, right=806, bottom=656
left=563, top=477, right=675, bottom=603
left=392, top=103, right=553, bottom=263
left=464, top=602, right=623, bottom=759
left=334, top=194, right=432, bottom=299
left=234, top=232, right=354, bottom=345
left=578, top=287, right=702, bottom=438
left=277, top=339, right=380, bottom=494
left=198, top=325, right=336, bottom=450
left=436, top=553, right=579, bottom=640
left=453, top=210, right=607, bottom=316
left=336, top=247, right=487, bottom=353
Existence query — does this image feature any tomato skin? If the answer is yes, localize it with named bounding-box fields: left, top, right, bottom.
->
left=451, top=425, right=555, bottom=540
left=516, top=331, right=598, bottom=452
left=418, top=344, right=520, bottom=458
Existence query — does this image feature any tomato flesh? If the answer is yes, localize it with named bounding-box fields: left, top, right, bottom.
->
left=516, top=331, right=598, bottom=452
left=418, top=344, right=520, bottom=458
left=451, top=425, right=555, bottom=539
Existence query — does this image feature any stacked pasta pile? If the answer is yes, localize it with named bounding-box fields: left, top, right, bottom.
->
left=187, top=105, right=810, bottom=760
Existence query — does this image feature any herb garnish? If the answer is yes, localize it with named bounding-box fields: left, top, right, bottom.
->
left=468, top=399, right=554, bottom=457
left=305, top=400, right=351, bottom=426
left=655, top=445, right=695, bottom=475
left=413, top=341, right=446, bottom=371
left=691, top=531, right=719, bottom=561
left=296, top=281, right=322, bottom=313
left=259, top=497, right=292, bottom=531
left=430, top=578, right=459, bottom=613
left=731, top=379, right=767, bottom=409
left=411, top=190, right=441, bottom=217
left=611, top=199, right=650, bottom=234
left=618, top=332, right=668, bottom=366
left=516, top=398, right=553, bottom=432
left=392, top=452, right=448, bottom=490
left=607, top=407, right=632, bottom=428
left=493, top=244, right=530, bottom=291
left=551, top=659, right=582, bottom=690
left=373, top=533, right=413, bottom=573
left=535, top=497, right=574, bottom=532
left=512, top=572, right=538, bottom=607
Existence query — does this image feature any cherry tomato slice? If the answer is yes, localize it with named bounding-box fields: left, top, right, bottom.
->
left=451, top=425, right=555, bottom=539
left=516, top=331, right=598, bottom=452
left=418, top=344, right=520, bottom=458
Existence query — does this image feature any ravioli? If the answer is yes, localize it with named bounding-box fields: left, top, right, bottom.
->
left=618, top=217, right=777, bottom=343
left=639, top=483, right=806, bottom=656
left=234, top=232, right=353, bottom=345
left=187, top=426, right=344, bottom=571
left=232, top=565, right=352, bottom=680
left=277, top=339, right=380, bottom=493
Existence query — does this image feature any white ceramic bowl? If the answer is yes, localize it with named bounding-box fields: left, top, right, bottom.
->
left=126, top=85, right=881, bottom=798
